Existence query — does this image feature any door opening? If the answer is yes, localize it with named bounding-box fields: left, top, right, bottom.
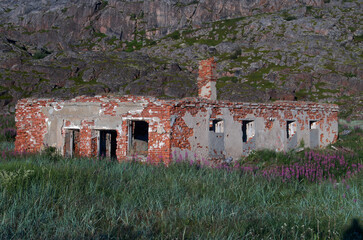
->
left=99, top=130, right=117, bottom=159
left=64, top=129, right=80, bottom=157
left=309, top=120, right=319, bottom=148
left=208, top=119, right=225, bottom=158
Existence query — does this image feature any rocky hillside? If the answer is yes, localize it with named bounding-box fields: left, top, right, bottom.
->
left=0, top=0, right=362, bottom=119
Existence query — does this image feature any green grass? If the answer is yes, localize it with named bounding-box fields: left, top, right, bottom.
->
left=216, top=76, right=238, bottom=89
left=94, top=32, right=107, bottom=38
left=334, top=124, right=363, bottom=157
left=295, top=89, right=310, bottom=100
left=124, top=40, right=143, bottom=52
left=166, top=30, right=181, bottom=40
left=180, top=17, right=244, bottom=47
left=0, top=120, right=361, bottom=239
left=106, top=36, right=118, bottom=46
left=242, top=124, right=362, bottom=164
left=0, top=153, right=361, bottom=239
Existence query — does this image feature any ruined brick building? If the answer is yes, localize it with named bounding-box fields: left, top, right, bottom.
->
left=15, top=58, right=338, bottom=164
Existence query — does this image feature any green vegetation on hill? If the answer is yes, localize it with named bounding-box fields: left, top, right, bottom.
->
left=0, top=1, right=362, bottom=119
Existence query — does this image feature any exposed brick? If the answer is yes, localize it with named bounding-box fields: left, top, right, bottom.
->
left=15, top=61, right=339, bottom=164
left=197, top=57, right=217, bottom=100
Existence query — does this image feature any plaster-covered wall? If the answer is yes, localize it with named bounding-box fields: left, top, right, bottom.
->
left=15, top=95, right=173, bottom=163
left=170, top=99, right=338, bottom=161
left=15, top=95, right=338, bottom=164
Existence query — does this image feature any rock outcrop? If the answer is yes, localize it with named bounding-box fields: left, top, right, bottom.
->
left=1, top=0, right=323, bottom=49
left=0, top=0, right=362, bottom=119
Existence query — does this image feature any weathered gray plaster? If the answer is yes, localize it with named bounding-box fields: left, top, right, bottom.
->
left=44, top=117, right=64, bottom=149
left=41, top=101, right=146, bottom=154
left=310, top=129, right=319, bottom=148
left=46, top=103, right=102, bottom=118
left=93, top=117, right=122, bottom=129
left=287, top=134, right=298, bottom=150
left=171, top=104, right=337, bottom=161
left=298, top=113, right=310, bottom=149
left=180, top=110, right=210, bottom=161
left=209, top=132, right=224, bottom=157
left=200, top=81, right=217, bottom=100
left=113, top=103, right=145, bottom=116
left=220, top=108, right=243, bottom=160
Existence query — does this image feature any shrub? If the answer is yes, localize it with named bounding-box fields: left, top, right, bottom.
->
left=353, top=34, right=363, bottom=42
left=32, top=49, right=51, bottom=59
left=284, top=15, right=297, bottom=21
left=41, top=146, right=62, bottom=162
left=282, top=10, right=297, bottom=21
left=230, top=48, right=242, bottom=59
left=0, top=115, right=16, bottom=142
left=168, top=30, right=181, bottom=40
left=3, top=128, right=16, bottom=141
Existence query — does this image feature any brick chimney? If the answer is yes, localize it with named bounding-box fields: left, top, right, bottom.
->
left=197, top=57, right=217, bottom=100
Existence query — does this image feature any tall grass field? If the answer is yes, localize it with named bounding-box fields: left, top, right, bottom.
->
left=0, top=114, right=362, bottom=239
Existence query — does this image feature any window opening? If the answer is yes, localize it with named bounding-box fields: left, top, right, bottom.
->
left=209, top=119, right=224, bottom=133
left=129, top=121, right=149, bottom=156
left=310, top=120, right=318, bottom=129
left=242, top=120, right=255, bottom=143
left=309, top=120, right=319, bottom=148
left=287, top=121, right=297, bottom=139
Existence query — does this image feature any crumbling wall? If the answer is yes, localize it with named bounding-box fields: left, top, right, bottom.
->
left=115, top=97, right=172, bottom=163
left=197, top=57, right=217, bottom=100
left=15, top=96, right=173, bottom=164
left=15, top=99, right=53, bottom=153
left=170, top=99, right=338, bottom=161
left=15, top=94, right=338, bottom=164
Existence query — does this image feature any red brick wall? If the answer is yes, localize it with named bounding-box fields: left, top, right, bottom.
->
left=72, top=96, right=173, bottom=163
left=15, top=95, right=338, bottom=164
left=74, top=130, right=80, bottom=157
left=15, top=99, right=53, bottom=153
left=116, top=121, right=128, bottom=159
left=197, top=57, right=217, bottom=100
left=78, top=120, right=94, bottom=158
left=15, top=96, right=173, bottom=164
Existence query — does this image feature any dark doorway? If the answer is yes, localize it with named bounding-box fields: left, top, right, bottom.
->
left=128, top=121, right=149, bottom=156
left=99, top=130, right=117, bottom=159
left=64, top=129, right=80, bottom=157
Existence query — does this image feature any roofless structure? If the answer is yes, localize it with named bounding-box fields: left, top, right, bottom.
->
left=15, top=58, right=338, bottom=163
